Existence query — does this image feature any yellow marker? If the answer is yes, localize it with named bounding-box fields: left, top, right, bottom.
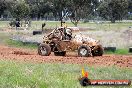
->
left=82, top=68, right=88, bottom=77
left=82, top=68, right=85, bottom=77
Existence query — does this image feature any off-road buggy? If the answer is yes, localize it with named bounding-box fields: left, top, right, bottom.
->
left=38, top=27, right=103, bottom=57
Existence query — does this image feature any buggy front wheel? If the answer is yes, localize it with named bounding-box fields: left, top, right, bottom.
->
left=38, top=43, right=51, bottom=56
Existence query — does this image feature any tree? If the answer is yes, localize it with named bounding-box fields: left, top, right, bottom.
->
left=50, top=0, right=94, bottom=27
left=49, top=0, right=68, bottom=26
left=97, top=1, right=109, bottom=20
left=128, top=0, right=132, bottom=20
left=0, top=0, right=6, bottom=16
left=25, top=0, right=53, bottom=20
left=128, top=0, right=132, bottom=13
left=68, top=0, right=95, bottom=26
left=98, top=0, right=128, bottom=23
left=0, top=0, right=13, bottom=16
left=9, top=0, right=30, bottom=20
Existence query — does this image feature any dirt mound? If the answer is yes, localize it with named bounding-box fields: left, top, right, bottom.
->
left=0, top=45, right=132, bottom=68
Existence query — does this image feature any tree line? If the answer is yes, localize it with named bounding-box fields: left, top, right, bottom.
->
left=0, top=0, right=131, bottom=25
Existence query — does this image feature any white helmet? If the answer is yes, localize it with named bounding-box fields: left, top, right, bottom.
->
left=65, top=28, right=72, bottom=35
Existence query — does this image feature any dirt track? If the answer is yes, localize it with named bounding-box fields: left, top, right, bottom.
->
left=0, top=45, right=132, bottom=68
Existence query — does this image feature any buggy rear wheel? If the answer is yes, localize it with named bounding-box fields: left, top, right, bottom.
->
left=92, top=45, right=103, bottom=56
left=53, top=47, right=66, bottom=56
left=54, top=51, right=66, bottom=56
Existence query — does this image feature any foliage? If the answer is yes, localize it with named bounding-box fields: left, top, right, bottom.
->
left=98, top=0, right=129, bottom=23
left=49, top=0, right=68, bottom=26
left=0, top=0, right=131, bottom=23
left=128, top=0, right=132, bottom=13
left=68, top=0, right=93, bottom=26
left=0, top=0, right=6, bottom=16
left=9, top=0, right=30, bottom=20
left=26, top=0, right=53, bottom=20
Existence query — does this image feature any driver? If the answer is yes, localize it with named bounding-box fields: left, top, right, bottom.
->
left=64, top=28, right=72, bottom=40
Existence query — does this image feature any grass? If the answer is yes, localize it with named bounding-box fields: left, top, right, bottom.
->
left=0, top=59, right=132, bottom=88
left=115, top=49, right=129, bottom=55
left=5, top=39, right=38, bottom=49
left=0, top=30, right=38, bottom=50
left=0, top=21, right=9, bottom=29
left=105, top=49, right=130, bottom=55
left=0, top=32, right=10, bottom=44
left=0, top=21, right=131, bottom=31
left=30, top=21, right=132, bottom=31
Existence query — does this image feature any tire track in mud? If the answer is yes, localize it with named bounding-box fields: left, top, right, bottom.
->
left=0, top=45, right=132, bottom=68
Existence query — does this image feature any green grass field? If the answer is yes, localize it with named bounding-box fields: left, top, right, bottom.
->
left=0, top=21, right=131, bottom=31
left=0, top=21, right=9, bottom=28
left=31, top=21, right=132, bottom=30
left=104, top=49, right=130, bottom=55
left=0, top=59, right=132, bottom=88
left=5, top=39, right=37, bottom=50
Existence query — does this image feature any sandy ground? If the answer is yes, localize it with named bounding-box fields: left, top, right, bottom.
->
left=0, top=45, right=132, bottom=68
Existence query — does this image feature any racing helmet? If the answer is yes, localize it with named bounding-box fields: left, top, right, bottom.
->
left=65, top=28, right=72, bottom=35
